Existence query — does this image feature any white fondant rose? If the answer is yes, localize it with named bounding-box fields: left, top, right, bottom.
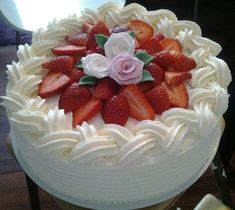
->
left=81, top=53, right=110, bottom=78
left=109, top=53, right=144, bottom=85
left=104, top=32, right=135, bottom=59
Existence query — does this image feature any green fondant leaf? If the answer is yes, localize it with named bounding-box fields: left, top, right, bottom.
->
left=78, top=75, right=97, bottom=86
left=141, top=70, right=154, bottom=82
left=128, top=31, right=135, bottom=39
left=76, top=60, right=83, bottom=69
left=134, top=52, right=154, bottom=65
left=95, top=34, right=109, bottom=49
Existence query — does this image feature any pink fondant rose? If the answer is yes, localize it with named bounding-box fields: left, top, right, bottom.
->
left=108, top=53, right=144, bottom=85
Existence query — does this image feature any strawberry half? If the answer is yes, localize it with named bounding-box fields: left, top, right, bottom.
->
left=127, top=20, right=154, bottom=44
left=52, top=45, right=86, bottom=56
left=139, top=37, right=163, bottom=55
left=69, top=68, right=86, bottom=83
left=38, top=71, right=71, bottom=98
left=145, top=62, right=164, bottom=86
left=146, top=84, right=170, bottom=114
left=138, top=81, right=155, bottom=92
left=65, top=32, right=88, bottom=46
left=87, top=21, right=110, bottom=49
left=73, top=97, right=102, bottom=127
left=154, top=51, right=196, bottom=72
left=94, top=77, right=119, bottom=100
left=102, top=95, right=129, bottom=126
left=162, top=82, right=189, bottom=108
left=165, top=72, right=192, bottom=85
left=160, top=38, right=182, bottom=52
left=153, top=33, right=165, bottom=42
left=59, top=83, right=91, bottom=113
left=42, top=56, right=75, bottom=75
left=120, top=84, right=155, bottom=121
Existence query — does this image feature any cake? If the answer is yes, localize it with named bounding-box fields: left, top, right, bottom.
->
left=1, top=2, right=232, bottom=210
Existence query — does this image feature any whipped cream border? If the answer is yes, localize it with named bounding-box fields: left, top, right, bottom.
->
left=2, top=2, right=231, bottom=166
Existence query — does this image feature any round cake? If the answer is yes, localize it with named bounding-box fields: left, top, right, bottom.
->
left=1, top=2, right=231, bottom=210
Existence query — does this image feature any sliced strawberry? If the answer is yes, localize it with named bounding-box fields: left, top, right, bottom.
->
left=52, top=45, right=86, bottom=56
left=120, top=84, right=155, bottom=121
left=82, top=23, right=94, bottom=33
left=153, top=51, right=196, bottom=72
left=139, top=37, right=163, bottom=55
left=153, top=33, right=165, bottom=42
left=87, top=21, right=110, bottom=49
left=138, top=81, right=155, bottom=92
left=145, top=62, right=164, bottom=86
left=69, top=68, right=86, bottom=83
left=111, top=25, right=129, bottom=33
left=59, top=83, right=91, bottom=113
left=165, top=72, right=192, bottom=85
left=127, top=20, right=154, bottom=44
left=42, top=56, right=75, bottom=75
left=73, top=55, right=82, bottom=63
left=162, top=82, right=189, bottom=108
left=38, top=71, right=71, bottom=98
left=102, top=95, right=129, bottom=126
left=94, top=77, right=119, bottom=100
left=146, top=84, right=170, bottom=114
left=65, top=32, right=88, bottom=46
left=160, top=38, right=182, bottom=52
left=73, top=97, right=102, bottom=127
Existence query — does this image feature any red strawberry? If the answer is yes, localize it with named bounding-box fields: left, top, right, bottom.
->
left=65, top=32, right=88, bottom=46
left=160, top=38, right=182, bottom=52
left=153, top=33, right=165, bottom=42
left=153, top=51, right=196, bottom=72
left=69, top=68, right=86, bottom=83
left=87, top=21, right=110, bottom=49
left=162, top=82, right=189, bottom=108
left=145, top=62, right=164, bottom=86
left=82, top=23, right=94, bottom=33
left=59, top=83, right=91, bottom=113
left=102, top=95, right=129, bottom=126
left=138, top=81, right=155, bottom=92
left=139, top=37, right=163, bottom=55
left=165, top=72, right=192, bottom=85
left=94, top=77, right=119, bottom=100
left=146, top=84, right=170, bottom=114
left=52, top=45, right=86, bottom=55
left=111, top=25, right=129, bottom=33
left=38, top=71, right=71, bottom=98
left=73, top=97, right=102, bottom=127
left=42, top=56, right=75, bottom=75
left=127, top=20, right=154, bottom=44
left=120, top=84, right=155, bottom=121
left=73, top=55, right=82, bottom=63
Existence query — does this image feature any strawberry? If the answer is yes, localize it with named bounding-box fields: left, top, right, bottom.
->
left=153, top=33, right=165, bottom=42
left=59, top=83, right=91, bottom=113
left=153, top=51, right=196, bottom=72
left=52, top=45, right=86, bottom=55
left=38, top=71, right=71, bottom=98
left=160, top=38, right=182, bottom=52
left=138, top=81, right=155, bottom=92
left=146, top=84, right=170, bottom=114
left=42, top=56, right=75, bottom=75
left=161, top=82, right=189, bottom=108
left=87, top=21, right=110, bottom=49
left=139, top=37, right=163, bottom=55
left=65, top=32, right=88, bottom=46
left=164, top=72, right=192, bottom=85
left=102, top=95, right=129, bottom=126
left=82, top=23, right=94, bottom=33
left=73, top=55, right=82, bottom=63
left=127, top=20, right=154, bottom=44
left=73, top=97, right=102, bottom=127
left=94, top=77, right=119, bottom=100
left=69, top=68, right=86, bottom=83
left=145, top=62, right=164, bottom=86
left=111, top=25, right=129, bottom=33
left=120, top=84, right=155, bottom=121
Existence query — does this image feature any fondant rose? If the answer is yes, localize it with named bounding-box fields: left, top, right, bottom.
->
left=81, top=53, right=110, bottom=78
left=104, top=32, right=135, bottom=60
left=109, top=53, right=144, bottom=85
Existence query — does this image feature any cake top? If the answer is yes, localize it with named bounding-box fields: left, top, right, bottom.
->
left=2, top=2, right=231, bottom=166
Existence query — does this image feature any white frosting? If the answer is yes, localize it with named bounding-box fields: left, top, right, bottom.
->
left=2, top=2, right=231, bottom=167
